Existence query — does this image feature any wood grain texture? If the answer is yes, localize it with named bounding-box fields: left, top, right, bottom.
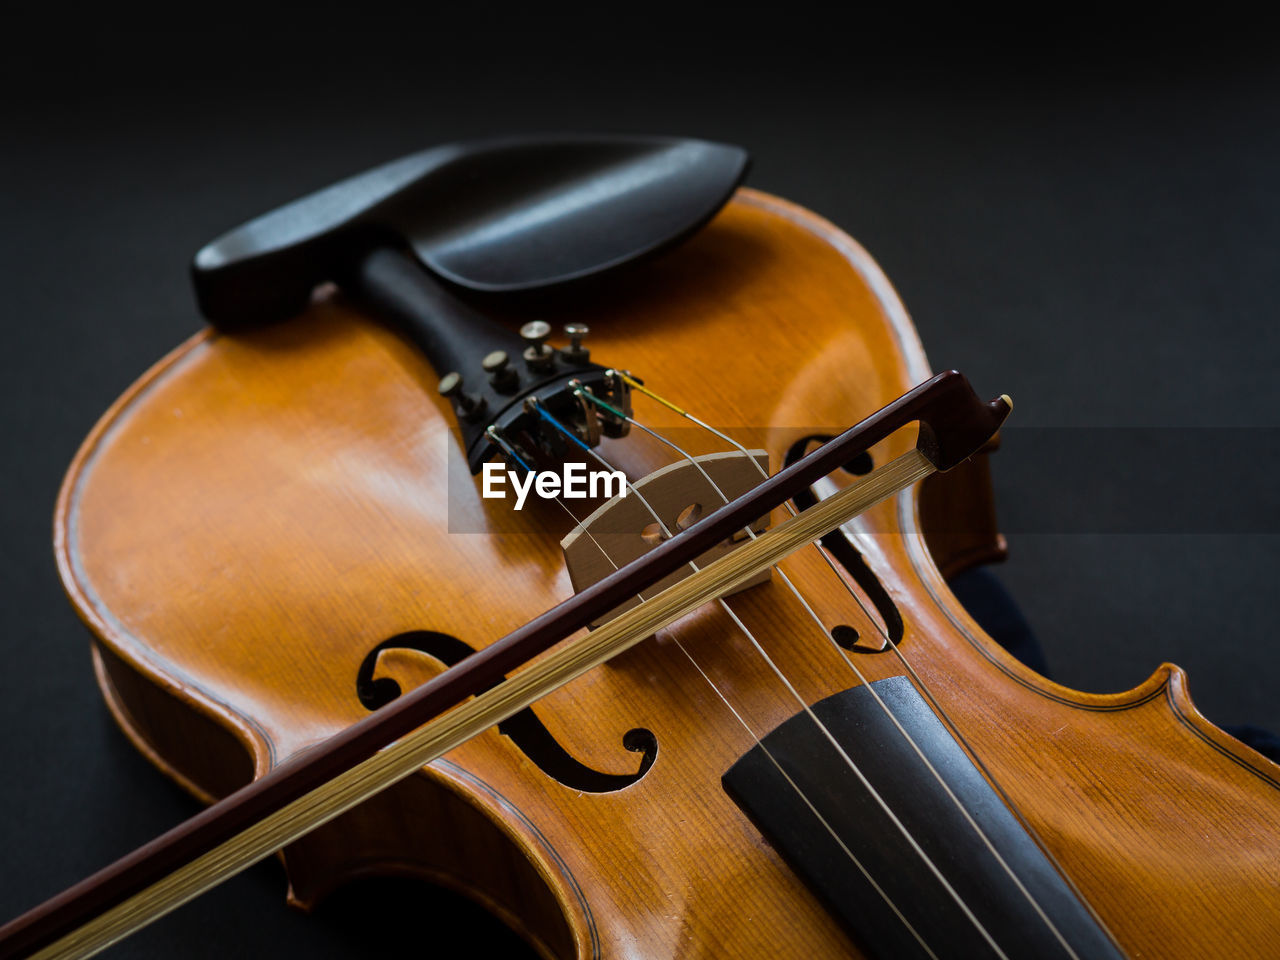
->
left=53, top=189, right=1280, bottom=958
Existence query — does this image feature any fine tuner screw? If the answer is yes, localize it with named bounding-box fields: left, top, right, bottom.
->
left=562, top=322, right=590, bottom=363
left=520, top=320, right=556, bottom=373
left=438, top=371, right=487, bottom=421
left=482, top=349, right=519, bottom=393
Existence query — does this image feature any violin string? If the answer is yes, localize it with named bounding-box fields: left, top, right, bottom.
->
left=573, top=387, right=904, bottom=678
left=486, top=426, right=625, bottom=581
left=593, top=378, right=1081, bottom=960
left=869, top=612, right=1127, bottom=950
left=527, top=399, right=1010, bottom=959
left=509, top=404, right=1102, bottom=959
left=584, top=388, right=1078, bottom=953
left=601, top=380, right=1057, bottom=821
left=608, top=372, right=891, bottom=649
left=491, top=429, right=942, bottom=960
left=487, top=424, right=941, bottom=959
left=718, top=436, right=1120, bottom=956
left=578, top=384, right=887, bottom=649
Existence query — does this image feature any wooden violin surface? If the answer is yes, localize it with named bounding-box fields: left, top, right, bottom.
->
left=56, top=189, right=1280, bottom=958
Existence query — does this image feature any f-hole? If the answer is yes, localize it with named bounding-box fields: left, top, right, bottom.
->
left=356, top=631, right=657, bottom=793
left=784, top=435, right=905, bottom=647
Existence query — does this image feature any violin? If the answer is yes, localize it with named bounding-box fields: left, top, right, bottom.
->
left=3, top=135, right=1278, bottom=959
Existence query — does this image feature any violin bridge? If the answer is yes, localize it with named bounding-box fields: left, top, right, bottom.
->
left=560, top=450, right=772, bottom=626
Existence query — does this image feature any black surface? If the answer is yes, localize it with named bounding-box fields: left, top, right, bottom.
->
left=3, top=13, right=1278, bottom=959
left=723, top=677, right=1124, bottom=960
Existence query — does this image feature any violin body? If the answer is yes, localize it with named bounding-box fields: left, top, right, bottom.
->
left=56, top=189, right=1280, bottom=957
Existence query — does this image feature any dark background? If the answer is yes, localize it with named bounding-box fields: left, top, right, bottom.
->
left=2, top=12, right=1277, bottom=957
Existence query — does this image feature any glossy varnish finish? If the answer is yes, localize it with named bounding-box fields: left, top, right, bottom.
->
left=56, top=189, right=1280, bottom=957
